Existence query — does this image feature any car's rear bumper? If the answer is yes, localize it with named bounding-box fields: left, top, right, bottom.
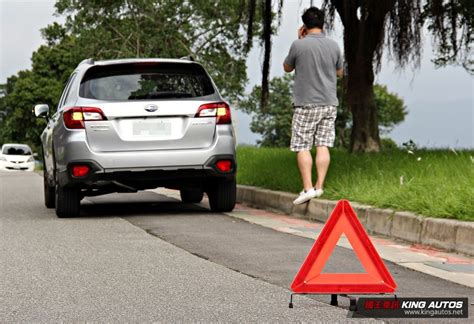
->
left=57, top=154, right=236, bottom=189
left=53, top=124, right=236, bottom=191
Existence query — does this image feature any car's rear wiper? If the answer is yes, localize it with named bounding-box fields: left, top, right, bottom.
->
left=129, top=91, right=193, bottom=99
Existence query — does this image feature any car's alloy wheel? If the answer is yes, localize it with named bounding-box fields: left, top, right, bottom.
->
left=43, top=168, right=55, bottom=209
left=55, top=183, right=80, bottom=218
left=180, top=189, right=204, bottom=203
left=207, top=178, right=236, bottom=212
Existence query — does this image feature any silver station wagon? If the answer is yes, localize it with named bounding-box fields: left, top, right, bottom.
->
left=35, top=58, right=236, bottom=217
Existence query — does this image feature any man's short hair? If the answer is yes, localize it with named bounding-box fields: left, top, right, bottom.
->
left=302, top=7, right=324, bottom=29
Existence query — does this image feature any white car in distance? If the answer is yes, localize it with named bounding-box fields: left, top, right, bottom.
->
left=0, top=144, right=35, bottom=171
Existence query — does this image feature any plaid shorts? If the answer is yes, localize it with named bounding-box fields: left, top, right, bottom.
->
left=290, top=104, right=337, bottom=152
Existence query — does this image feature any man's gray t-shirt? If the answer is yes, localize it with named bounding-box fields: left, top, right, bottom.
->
left=284, top=33, right=342, bottom=106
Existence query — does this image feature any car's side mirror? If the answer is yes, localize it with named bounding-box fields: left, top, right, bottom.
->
left=34, top=104, right=50, bottom=119
left=33, top=153, right=38, bottom=158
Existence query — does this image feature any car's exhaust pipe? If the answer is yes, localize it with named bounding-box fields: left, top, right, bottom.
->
left=112, top=181, right=138, bottom=193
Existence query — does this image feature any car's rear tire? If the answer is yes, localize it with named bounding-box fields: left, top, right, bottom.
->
left=43, top=169, right=55, bottom=209
left=207, top=178, right=236, bottom=212
left=55, top=184, right=80, bottom=218
left=180, top=189, right=204, bottom=203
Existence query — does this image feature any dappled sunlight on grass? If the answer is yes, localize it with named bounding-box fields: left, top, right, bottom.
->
left=237, top=146, right=473, bottom=221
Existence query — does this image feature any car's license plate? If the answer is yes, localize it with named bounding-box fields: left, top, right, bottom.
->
left=132, top=120, right=172, bottom=136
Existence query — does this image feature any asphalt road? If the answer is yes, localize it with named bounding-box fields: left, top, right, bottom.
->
left=0, top=171, right=352, bottom=322
left=1, top=171, right=472, bottom=322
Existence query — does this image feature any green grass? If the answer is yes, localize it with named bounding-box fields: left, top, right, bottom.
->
left=236, top=146, right=474, bottom=221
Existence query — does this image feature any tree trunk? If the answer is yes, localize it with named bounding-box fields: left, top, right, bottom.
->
left=347, top=61, right=380, bottom=152
left=260, top=0, right=272, bottom=112
left=332, top=0, right=392, bottom=152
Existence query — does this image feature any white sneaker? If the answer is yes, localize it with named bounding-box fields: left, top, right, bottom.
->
left=314, top=188, right=324, bottom=198
left=293, top=188, right=317, bottom=205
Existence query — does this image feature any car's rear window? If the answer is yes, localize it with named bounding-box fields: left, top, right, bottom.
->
left=79, top=62, right=215, bottom=100
left=2, top=145, right=32, bottom=155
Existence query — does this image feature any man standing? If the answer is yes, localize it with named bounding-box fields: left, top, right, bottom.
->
left=283, top=7, right=343, bottom=205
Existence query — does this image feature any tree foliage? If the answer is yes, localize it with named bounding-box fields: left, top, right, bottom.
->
left=0, top=0, right=278, bottom=150
left=320, top=0, right=472, bottom=153
left=240, top=74, right=293, bottom=147
left=240, top=74, right=406, bottom=148
left=52, top=0, right=267, bottom=100
left=1, top=0, right=470, bottom=154
left=0, top=35, right=80, bottom=152
left=423, top=0, right=473, bottom=72
left=323, top=0, right=472, bottom=72
left=244, top=0, right=472, bottom=152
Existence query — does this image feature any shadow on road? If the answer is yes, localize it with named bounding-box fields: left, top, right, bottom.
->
left=80, top=191, right=212, bottom=218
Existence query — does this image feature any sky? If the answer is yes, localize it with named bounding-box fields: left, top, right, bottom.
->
left=1, top=0, right=473, bottom=148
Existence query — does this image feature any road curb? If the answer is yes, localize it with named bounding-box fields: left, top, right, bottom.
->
left=236, top=185, right=473, bottom=256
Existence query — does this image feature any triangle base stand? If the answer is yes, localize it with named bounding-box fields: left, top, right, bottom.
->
left=288, top=292, right=398, bottom=311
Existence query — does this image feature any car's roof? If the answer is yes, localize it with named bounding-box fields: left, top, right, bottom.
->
left=2, top=143, right=31, bottom=147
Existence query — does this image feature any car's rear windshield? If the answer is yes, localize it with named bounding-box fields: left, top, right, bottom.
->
left=79, top=62, right=215, bottom=100
left=2, top=145, right=32, bottom=155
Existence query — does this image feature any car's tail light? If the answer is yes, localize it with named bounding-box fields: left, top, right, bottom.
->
left=195, top=102, right=231, bottom=124
left=215, top=159, right=233, bottom=172
left=63, top=107, right=107, bottom=129
left=71, top=165, right=90, bottom=177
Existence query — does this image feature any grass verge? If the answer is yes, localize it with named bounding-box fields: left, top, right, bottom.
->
left=236, top=146, right=474, bottom=221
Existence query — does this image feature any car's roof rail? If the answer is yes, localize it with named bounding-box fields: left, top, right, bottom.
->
left=179, top=55, right=194, bottom=61
left=79, top=58, right=95, bottom=66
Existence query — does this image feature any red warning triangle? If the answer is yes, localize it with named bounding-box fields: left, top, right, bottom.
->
left=291, top=200, right=397, bottom=294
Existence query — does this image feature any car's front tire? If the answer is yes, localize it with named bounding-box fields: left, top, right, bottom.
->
left=55, top=184, right=80, bottom=218
left=207, top=178, right=236, bottom=212
left=180, top=189, right=204, bottom=203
